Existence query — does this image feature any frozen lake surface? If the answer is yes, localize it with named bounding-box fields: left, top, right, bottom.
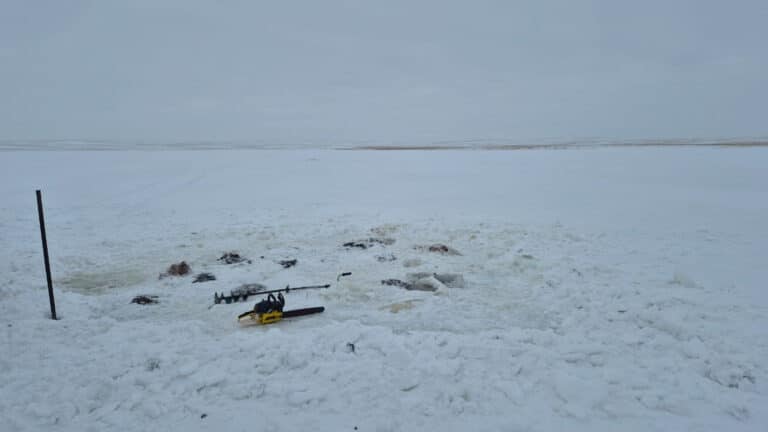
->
left=1, top=146, right=766, bottom=431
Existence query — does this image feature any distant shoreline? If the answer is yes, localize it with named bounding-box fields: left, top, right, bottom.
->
left=1, top=140, right=767, bottom=152
left=343, top=141, right=768, bottom=151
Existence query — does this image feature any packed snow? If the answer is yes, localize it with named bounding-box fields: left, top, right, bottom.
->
left=1, top=146, right=767, bottom=431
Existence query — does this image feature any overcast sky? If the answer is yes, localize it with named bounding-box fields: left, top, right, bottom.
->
left=1, top=0, right=766, bottom=144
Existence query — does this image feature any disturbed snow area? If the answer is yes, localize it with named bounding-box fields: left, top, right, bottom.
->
left=1, top=148, right=767, bottom=431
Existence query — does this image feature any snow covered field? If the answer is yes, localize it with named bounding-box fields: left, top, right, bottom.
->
left=1, top=146, right=767, bottom=431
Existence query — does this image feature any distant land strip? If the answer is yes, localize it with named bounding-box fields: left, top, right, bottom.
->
left=341, top=141, right=768, bottom=151
left=2, top=139, right=768, bottom=151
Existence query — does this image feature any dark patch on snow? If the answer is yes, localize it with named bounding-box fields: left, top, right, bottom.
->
left=382, top=276, right=441, bottom=292
left=192, top=272, right=216, bottom=283
left=415, top=244, right=462, bottom=255
left=376, top=253, right=397, bottom=262
left=131, top=295, right=159, bottom=305
left=279, top=259, right=297, bottom=269
left=343, top=237, right=396, bottom=249
left=343, top=241, right=368, bottom=249
left=218, top=252, right=251, bottom=265
left=160, top=261, right=191, bottom=278
left=145, top=358, right=161, bottom=371
left=381, top=279, right=411, bottom=289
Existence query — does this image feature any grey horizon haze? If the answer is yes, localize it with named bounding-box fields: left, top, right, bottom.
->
left=1, top=0, right=767, bottom=145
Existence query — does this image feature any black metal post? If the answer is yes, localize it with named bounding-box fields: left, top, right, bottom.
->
left=36, top=190, right=57, bottom=320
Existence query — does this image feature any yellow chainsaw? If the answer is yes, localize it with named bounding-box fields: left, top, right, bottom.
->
left=237, top=293, right=324, bottom=325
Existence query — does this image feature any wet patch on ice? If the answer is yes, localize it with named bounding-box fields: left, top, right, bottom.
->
left=58, top=268, right=149, bottom=294
left=669, top=270, right=700, bottom=288
left=380, top=299, right=424, bottom=313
